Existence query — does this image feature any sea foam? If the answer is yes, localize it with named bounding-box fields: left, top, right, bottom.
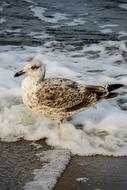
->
left=0, top=42, right=127, bottom=156
left=30, top=5, right=68, bottom=23
left=119, top=4, right=127, bottom=10
left=24, top=149, right=70, bottom=190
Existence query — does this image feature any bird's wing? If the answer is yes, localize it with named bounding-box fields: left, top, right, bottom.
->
left=66, top=91, right=97, bottom=112
left=85, top=85, right=108, bottom=100
left=35, top=78, right=85, bottom=110
left=85, top=85, right=107, bottom=94
left=66, top=85, right=109, bottom=112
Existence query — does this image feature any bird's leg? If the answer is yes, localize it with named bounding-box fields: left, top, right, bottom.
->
left=56, top=118, right=64, bottom=137
left=56, top=118, right=64, bottom=129
left=60, top=118, right=64, bottom=124
left=92, top=102, right=97, bottom=109
left=57, top=121, right=61, bottom=129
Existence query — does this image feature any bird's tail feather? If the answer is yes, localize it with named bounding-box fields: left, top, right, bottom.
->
left=107, top=84, right=123, bottom=92
left=105, top=92, right=119, bottom=99
left=104, top=84, right=124, bottom=100
left=86, top=84, right=123, bottom=101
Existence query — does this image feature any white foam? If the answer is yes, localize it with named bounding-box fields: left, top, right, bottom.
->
left=2, top=2, right=10, bottom=7
left=23, top=0, right=36, bottom=4
left=30, top=6, right=46, bottom=21
left=99, top=24, right=118, bottom=28
left=0, top=102, right=125, bottom=156
left=118, top=31, right=127, bottom=38
left=30, top=5, right=68, bottom=23
left=0, top=1, right=9, bottom=12
left=52, top=12, right=68, bottom=22
left=76, top=177, right=89, bottom=183
left=0, top=18, right=6, bottom=24
left=0, top=29, right=21, bottom=34
left=0, top=41, right=127, bottom=156
left=66, top=18, right=86, bottom=26
left=100, top=28, right=113, bottom=34
left=119, top=4, right=127, bottom=10
left=0, top=7, right=3, bottom=12
left=24, top=149, right=70, bottom=190
left=28, top=31, right=51, bottom=39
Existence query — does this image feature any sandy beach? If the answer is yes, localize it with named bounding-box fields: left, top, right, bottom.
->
left=0, top=140, right=127, bottom=190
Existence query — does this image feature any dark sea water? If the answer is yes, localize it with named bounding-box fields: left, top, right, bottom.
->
left=0, top=0, right=127, bottom=46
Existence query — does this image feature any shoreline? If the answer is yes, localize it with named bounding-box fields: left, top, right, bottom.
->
left=0, top=140, right=127, bottom=190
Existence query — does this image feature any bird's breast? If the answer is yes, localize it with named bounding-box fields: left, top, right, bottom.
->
left=21, top=79, right=39, bottom=110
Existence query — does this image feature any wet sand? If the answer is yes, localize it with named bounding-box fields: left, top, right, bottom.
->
left=54, top=156, right=127, bottom=190
left=0, top=140, right=127, bottom=190
left=0, top=140, right=51, bottom=190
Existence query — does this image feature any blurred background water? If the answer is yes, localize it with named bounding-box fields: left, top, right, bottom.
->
left=0, top=0, right=127, bottom=46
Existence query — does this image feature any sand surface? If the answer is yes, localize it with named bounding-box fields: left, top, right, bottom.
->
left=0, top=140, right=127, bottom=190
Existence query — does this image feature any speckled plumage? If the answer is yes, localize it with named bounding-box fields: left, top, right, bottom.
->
left=18, top=60, right=110, bottom=121
left=14, top=59, right=123, bottom=125
left=22, top=77, right=101, bottom=119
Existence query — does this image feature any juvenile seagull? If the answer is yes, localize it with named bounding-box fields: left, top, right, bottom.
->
left=14, top=59, right=123, bottom=125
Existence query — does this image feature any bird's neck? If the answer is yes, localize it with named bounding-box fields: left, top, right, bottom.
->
left=22, top=75, right=44, bottom=90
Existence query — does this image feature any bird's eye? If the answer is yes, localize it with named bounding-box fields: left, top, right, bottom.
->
left=31, top=65, right=40, bottom=70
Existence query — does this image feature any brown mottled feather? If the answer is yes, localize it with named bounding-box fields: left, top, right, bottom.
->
left=36, top=78, right=85, bottom=110
left=35, top=78, right=107, bottom=112
left=66, top=92, right=96, bottom=112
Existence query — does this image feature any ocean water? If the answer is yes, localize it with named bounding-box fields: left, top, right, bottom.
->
left=0, top=0, right=127, bottom=189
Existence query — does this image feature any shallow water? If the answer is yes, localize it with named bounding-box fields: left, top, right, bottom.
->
left=0, top=0, right=127, bottom=189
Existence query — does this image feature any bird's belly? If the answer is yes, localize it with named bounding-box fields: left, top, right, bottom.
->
left=22, top=91, right=65, bottom=118
left=31, top=106, right=69, bottom=119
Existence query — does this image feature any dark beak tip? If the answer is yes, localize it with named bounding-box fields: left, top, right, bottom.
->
left=14, top=73, right=19, bottom=77
left=14, top=70, right=25, bottom=78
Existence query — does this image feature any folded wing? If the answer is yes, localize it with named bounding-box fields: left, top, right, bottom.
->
left=35, top=79, right=109, bottom=111
left=36, top=78, right=85, bottom=110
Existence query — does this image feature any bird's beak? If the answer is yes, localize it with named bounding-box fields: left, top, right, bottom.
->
left=14, top=70, right=25, bottom=77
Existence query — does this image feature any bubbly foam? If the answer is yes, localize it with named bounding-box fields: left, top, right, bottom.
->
left=28, top=31, right=51, bottom=39
left=0, top=7, right=3, bottom=12
left=76, top=177, right=89, bottom=183
left=119, top=4, right=127, bottom=10
left=0, top=41, right=127, bottom=156
left=0, top=18, right=6, bottom=24
left=65, top=18, right=86, bottom=26
left=118, top=31, right=127, bottom=38
left=99, top=24, right=118, bottom=28
left=0, top=29, right=21, bottom=35
left=100, top=28, right=113, bottom=34
left=30, top=5, right=68, bottom=23
left=24, top=149, right=70, bottom=190
left=23, top=0, right=36, bottom=4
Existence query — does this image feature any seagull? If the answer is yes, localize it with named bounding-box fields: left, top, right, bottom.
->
left=14, top=59, right=123, bottom=126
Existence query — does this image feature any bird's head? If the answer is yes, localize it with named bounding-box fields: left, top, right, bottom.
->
left=14, top=59, right=46, bottom=80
